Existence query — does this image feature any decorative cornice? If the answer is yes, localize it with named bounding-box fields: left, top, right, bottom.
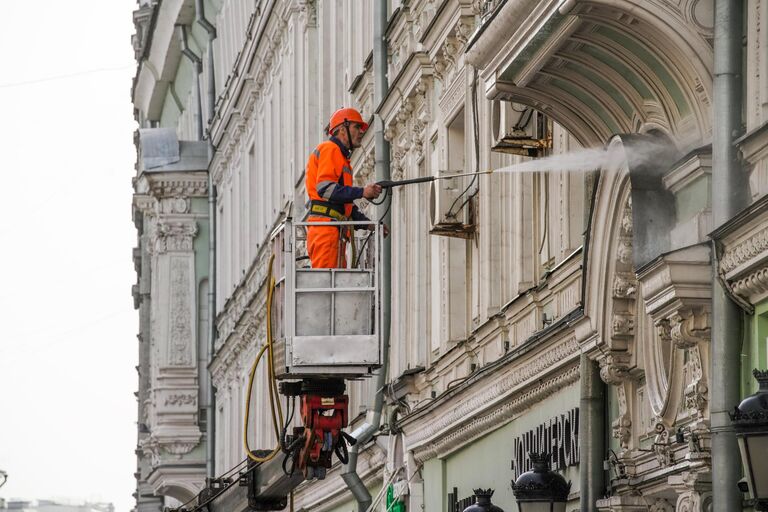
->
left=720, top=225, right=768, bottom=275
left=143, top=174, right=208, bottom=199
left=730, top=266, right=768, bottom=302
left=401, top=337, right=580, bottom=449
left=410, top=364, right=580, bottom=464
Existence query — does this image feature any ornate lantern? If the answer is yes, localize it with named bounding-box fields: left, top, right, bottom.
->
left=462, top=488, right=505, bottom=512
left=511, top=453, right=570, bottom=512
left=731, top=369, right=768, bottom=511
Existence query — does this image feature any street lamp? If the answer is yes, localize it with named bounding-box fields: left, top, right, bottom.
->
left=0, top=469, right=7, bottom=489
left=731, top=369, right=768, bottom=511
left=511, top=453, right=570, bottom=512
left=462, top=489, right=505, bottom=512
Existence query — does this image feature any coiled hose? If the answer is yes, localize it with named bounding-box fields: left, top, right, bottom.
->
left=243, top=254, right=285, bottom=462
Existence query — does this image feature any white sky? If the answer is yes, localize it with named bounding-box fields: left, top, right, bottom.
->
left=0, top=2, right=139, bottom=511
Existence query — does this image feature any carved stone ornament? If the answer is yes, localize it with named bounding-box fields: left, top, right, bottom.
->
left=168, top=257, right=194, bottom=366
left=140, top=435, right=161, bottom=467
left=147, top=176, right=208, bottom=200
left=720, top=225, right=768, bottom=274
left=153, top=221, right=197, bottom=254
left=669, top=308, right=710, bottom=349
left=612, top=415, right=632, bottom=451
left=163, top=441, right=197, bottom=456
left=617, top=238, right=633, bottom=265
left=611, top=313, right=635, bottom=339
left=599, top=351, right=632, bottom=385
left=402, top=339, right=580, bottom=451
left=613, top=273, right=637, bottom=299
left=684, top=345, right=708, bottom=418
left=161, top=197, right=190, bottom=214
left=669, top=471, right=713, bottom=512
left=652, top=424, right=674, bottom=467
left=164, top=393, right=196, bottom=406
left=731, top=267, right=768, bottom=302
left=648, top=498, right=674, bottom=512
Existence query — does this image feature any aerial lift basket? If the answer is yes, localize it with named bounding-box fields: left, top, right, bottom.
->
left=270, top=218, right=383, bottom=380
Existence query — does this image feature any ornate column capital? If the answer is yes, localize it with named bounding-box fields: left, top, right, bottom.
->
left=153, top=221, right=198, bottom=254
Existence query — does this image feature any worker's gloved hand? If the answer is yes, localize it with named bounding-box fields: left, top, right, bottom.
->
left=363, top=183, right=383, bottom=200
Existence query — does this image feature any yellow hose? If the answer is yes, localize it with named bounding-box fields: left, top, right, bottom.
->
left=243, top=254, right=285, bottom=463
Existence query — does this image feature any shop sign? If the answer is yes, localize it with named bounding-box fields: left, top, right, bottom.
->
left=511, top=407, right=579, bottom=480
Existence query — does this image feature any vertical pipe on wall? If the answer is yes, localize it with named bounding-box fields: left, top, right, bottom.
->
left=711, top=0, right=748, bottom=510
left=579, top=354, right=605, bottom=511
left=195, top=0, right=218, bottom=481
left=341, top=1, right=391, bottom=510
left=178, top=25, right=203, bottom=141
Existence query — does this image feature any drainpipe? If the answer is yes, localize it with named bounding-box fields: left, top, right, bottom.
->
left=711, top=0, right=747, bottom=510
left=579, top=354, right=605, bottom=511
left=178, top=25, right=204, bottom=141
left=341, top=1, right=391, bottom=510
left=195, top=0, right=216, bottom=127
left=194, top=0, right=218, bottom=481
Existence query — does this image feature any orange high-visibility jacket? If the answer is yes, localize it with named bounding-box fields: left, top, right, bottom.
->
left=305, top=137, right=370, bottom=268
left=305, top=137, right=368, bottom=221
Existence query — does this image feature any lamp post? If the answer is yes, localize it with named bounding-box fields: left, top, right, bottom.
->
left=462, top=489, right=505, bottom=512
left=511, top=453, right=571, bottom=512
left=730, top=369, right=768, bottom=511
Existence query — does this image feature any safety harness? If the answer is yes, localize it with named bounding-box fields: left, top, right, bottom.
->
left=307, top=199, right=348, bottom=221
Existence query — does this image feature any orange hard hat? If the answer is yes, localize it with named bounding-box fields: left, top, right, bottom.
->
left=328, top=107, right=368, bottom=135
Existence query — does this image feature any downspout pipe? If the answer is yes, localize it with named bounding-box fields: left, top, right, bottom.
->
left=711, top=0, right=748, bottom=510
left=178, top=25, right=204, bottom=141
left=195, top=0, right=216, bottom=128
left=179, top=23, right=216, bottom=480
left=341, top=1, right=391, bottom=510
left=578, top=354, right=605, bottom=511
left=194, top=0, right=218, bottom=482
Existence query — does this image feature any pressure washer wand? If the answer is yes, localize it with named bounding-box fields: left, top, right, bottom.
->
left=376, top=170, right=494, bottom=189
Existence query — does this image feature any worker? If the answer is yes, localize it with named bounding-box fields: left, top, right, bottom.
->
left=305, top=107, right=385, bottom=268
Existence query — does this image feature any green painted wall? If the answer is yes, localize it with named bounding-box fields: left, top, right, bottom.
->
left=424, top=458, right=447, bottom=512
left=742, top=300, right=768, bottom=396
left=674, top=175, right=711, bottom=222
left=322, top=482, right=382, bottom=512
left=424, top=383, right=580, bottom=512
left=193, top=197, right=210, bottom=288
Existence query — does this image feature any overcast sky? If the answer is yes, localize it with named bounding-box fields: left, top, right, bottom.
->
left=0, top=2, right=138, bottom=511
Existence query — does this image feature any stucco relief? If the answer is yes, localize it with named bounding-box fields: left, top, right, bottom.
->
left=401, top=337, right=580, bottom=461
left=410, top=364, right=580, bottom=463
left=168, top=257, right=194, bottom=367
left=147, top=176, right=208, bottom=200
left=715, top=197, right=768, bottom=305
left=153, top=221, right=197, bottom=254
left=669, top=472, right=713, bottom=512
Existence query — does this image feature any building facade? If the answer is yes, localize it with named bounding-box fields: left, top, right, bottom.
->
left=131, top=0, right=768, bottom=511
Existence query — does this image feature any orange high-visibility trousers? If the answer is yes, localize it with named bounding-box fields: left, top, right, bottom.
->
left=307, top=217, right=347, bottom=268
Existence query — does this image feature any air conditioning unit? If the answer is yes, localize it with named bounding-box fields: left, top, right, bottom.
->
left=491, top=100, right=551, bottom=156
left=429, top=174, right=474, bottom=239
